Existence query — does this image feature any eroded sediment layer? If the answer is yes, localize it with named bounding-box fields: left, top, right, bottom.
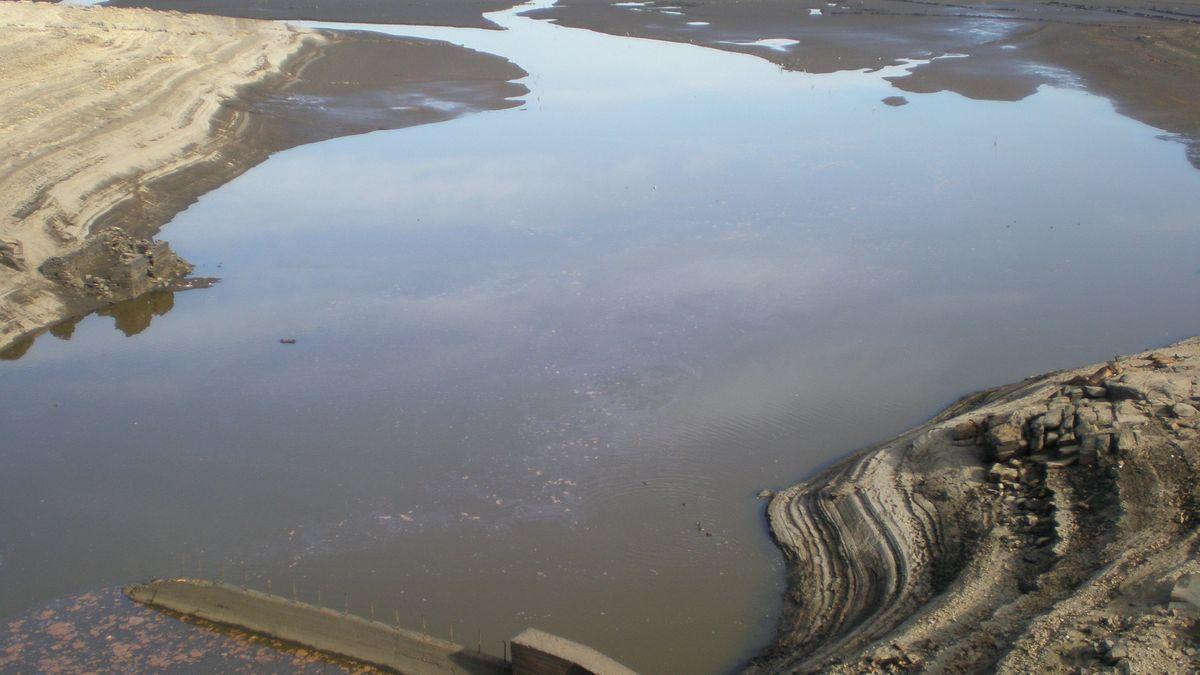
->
left=0, top=2, right=526, bottom=355
left=750, top=337, right=1200, bottom=673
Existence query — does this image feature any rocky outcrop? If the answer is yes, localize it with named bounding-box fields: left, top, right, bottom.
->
left=750, top=337, right=1200, bottom=673
left=38, top=228, right=192, bottom=308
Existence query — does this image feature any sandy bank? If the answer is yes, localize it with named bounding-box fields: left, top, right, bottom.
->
left=0, top=1, right=306, bottom=353
left=0, top=2, right=526, bottom=356
left=105, top=0, right=524, bottom=29
left=748, top=336, right=1200, bottom=672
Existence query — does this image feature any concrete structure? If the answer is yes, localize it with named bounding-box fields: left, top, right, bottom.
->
left=126, top=579, right=507, bottom=674
left=510, top=628, right=638, bottom=675
left=125, top=578, right=638, bottom=674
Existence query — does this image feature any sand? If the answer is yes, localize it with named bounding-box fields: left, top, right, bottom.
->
left=105, top=0, right=523, bottom=28
left=0, top=1, right=526, bottom=355
left=0, top=2, right=307, bottom=352
left=747, top=337, right=1200, bottom=673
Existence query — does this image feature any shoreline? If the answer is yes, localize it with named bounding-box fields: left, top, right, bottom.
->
left=0, top=2, right=527, bottom=356
left=528, top=0, right=1200, bottom=170
left=748, top=336, right=1200, bottom=672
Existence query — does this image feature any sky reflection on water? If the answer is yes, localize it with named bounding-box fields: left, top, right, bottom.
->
left=3, top=2, right=1200, bottom=672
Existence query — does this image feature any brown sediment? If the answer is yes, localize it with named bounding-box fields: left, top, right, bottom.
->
left=746, top=336, right=1200, bottom=673
left=0, top=2, right=526, bottom=354
left=530, top=0, right=1200, bottom=167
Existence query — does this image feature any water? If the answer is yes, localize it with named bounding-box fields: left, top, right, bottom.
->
left=4, top=2, right=1200, bottom=672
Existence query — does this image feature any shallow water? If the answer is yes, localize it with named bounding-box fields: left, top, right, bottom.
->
left=4, top=2, right=1200, bottom=672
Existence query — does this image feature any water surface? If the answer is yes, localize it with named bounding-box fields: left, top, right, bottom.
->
left=3, top=3, right=1200, bottom=672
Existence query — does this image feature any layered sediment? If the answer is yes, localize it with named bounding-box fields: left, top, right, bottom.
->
left=0, top=2, right=526, bottom=355
left=0, top=2, right=306, bottom=351
left=750, top=337, right=1200, bottom=673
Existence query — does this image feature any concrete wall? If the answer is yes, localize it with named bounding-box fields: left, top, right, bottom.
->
left=511, top=628, right=637, bottom=675
left=126, top=578, right=508, bottom=674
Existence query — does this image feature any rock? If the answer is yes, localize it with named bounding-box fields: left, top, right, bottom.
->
left=989, top=464, right=1020, bottom=483
left=1105, top=379, right=1148, bottom=401
left=1080, top=433, right=1112, bottom=459
left=1084, top=385, right=1107, bottom=398
left=952, top=419, right=980, bottom=441
left=1114, top=401, right=1150, bottom=426
left=1025, top=499, right=1050, bottom=513
left=1115, top=430, right=1139, bottom=454
left=1148, top=353, right=1178, bottom=369
left=1043, top=407, right=1066, bottom=429
left=757, top=489, right=775, bottom=500
left=1170, top=573, right=1200, bottom=614
left=0, top=238, right=26, bottom=271
left=39, top=228, right=191, bottom=301
left=1027, top=416, right=1047, bottom=452
left=1075, top=407, right=1100, bottom=435
left=1170, top=402, right=1198, bottom=419
left=985, top=414, right=1026, bottom=460
left=1044, top=455, right=1077, bottom=469
left=1057, top=443, right=1079, bottom=457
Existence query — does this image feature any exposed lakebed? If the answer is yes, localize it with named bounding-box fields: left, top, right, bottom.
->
left=3, top=1, right=1200, bottom=672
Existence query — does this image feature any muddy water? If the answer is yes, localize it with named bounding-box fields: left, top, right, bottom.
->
left=5, top=2, right=1200, bottom=672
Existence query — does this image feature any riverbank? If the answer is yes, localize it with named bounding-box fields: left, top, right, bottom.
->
left=0, top=1, right=526, bottom=356
left=748, top=336, right=1200, bottom=672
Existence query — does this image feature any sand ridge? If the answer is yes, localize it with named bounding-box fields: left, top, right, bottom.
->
left=749, top=338, right=1200, bottom=672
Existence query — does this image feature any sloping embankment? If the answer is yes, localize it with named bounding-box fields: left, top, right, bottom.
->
left=0, top=2, right=307, bottom=351
left=749, top=336, right=1200, bottom=673
left=0, top=2, right=527, bottom=356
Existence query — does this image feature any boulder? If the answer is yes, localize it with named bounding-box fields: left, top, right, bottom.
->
left=1170, top=573, right=1200, bottom=614
left=1105, top=378, right=1148, bottom=401
left=1171, top=403, right=1198, bottom=419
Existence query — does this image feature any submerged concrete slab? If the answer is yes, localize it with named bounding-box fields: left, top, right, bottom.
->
left=125, top=578, right=508, bottom=674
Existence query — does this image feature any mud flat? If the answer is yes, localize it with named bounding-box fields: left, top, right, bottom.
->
left=747, top=336, right=1200, bottom=672
left=530, top=0, right=1200, bottom=168
left=0, top=1, right=526, bottom=355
